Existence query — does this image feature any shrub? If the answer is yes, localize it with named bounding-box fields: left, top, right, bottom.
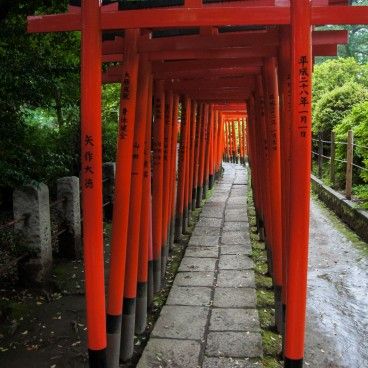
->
left=313, top=82, right=368, bottom=136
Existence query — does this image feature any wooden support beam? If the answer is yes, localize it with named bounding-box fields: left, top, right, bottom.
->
left=28, top=6, right=368, bottom=33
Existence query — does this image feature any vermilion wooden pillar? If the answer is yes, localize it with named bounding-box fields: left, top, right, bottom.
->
left=227, top=120, right=232, bottom=162
left=209, top=108, right=216, bottom=189
left=263, top=57, right=283, bottom=333
left=120, top=57, right=150, bottom=362
left=183, top=98, right=192, bottom=232
left=248, top=96, right=261, bottom=222
left=231, top=120, right=237, bottom=163
left=192, top=103, right=203, bottom=210
left=152, top=80, right=165, bottom=293
left=193, top=103, right=203, bottom=208
left=284, top=1, right=312, bottom=366
left=278, top=25, right=292, bottom=335
left=175, top=96, right=190, bottom=238
left=203, top=104, right=213, bottom=199
left=80, top=1, right=106, bottom=366
left=259, top=72, right=275, bottom=273
left=137, top=71, right=153, bottom=332
left=196, top=104, right=208, bottom=207
left=189, top=100, right=198, bottom=212
left=212, top=110, right=219, bottom=177
left=161, top=90, right=174, bottom=277
left=168, top=95, right=180, bottom=248
left=229, top=120, right=233, bottom=162
left=256, top=75, right=272, bottom=245
left=216, top=112, right=223, bottom=171
left=146, top=78, right=154, bottom=307
left=237, top=119, right=243, bottom=165
left=106, top=29, right=139, bottom=368
left=223, top=120, right=229, bottom=162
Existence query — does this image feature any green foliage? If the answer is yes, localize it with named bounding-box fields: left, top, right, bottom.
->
left=0, top=1, right=82, bottom=191
left=312, top=58, right=368, bottom=105
left=334, top=101, right=368, bottom=184
left=102, top=84, right=120, bottom=162
left=0, top=2, right=121, bottom=194
left=312, top=82, right=368, bottom=136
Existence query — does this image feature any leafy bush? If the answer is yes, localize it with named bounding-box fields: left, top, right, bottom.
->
left=334, top=101, right=368, bottom=185
left=312, top=82, right=368, bottom=136
left=102, top=84, right=119, bottom=162
left=313, top=58, right=368, bottom=105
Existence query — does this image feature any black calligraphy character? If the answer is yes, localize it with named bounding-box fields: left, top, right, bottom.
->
left=299, top=56, right=308, bottom=67
left=84, top=178, right=93, bottom=189
left=300, top=97, right=309, bottom=107
left=85, top=151, right=93, bottom=162
left=84, top=165, right=94, bottom=174
left=85, top=135, right=94, bottom=146
left=299, top=67, right=309, bottom=77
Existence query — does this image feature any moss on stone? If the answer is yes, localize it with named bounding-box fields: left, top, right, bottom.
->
left=262, top=331, right=283, bottom=357
left=258, top=308, right=275, bottom=330
left=262, top=357, right=283, bottom=368
left=255, top=274, right=273, bottom=290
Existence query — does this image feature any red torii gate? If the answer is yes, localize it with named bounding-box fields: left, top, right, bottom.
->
left=27, top=1, right=364, bottom=367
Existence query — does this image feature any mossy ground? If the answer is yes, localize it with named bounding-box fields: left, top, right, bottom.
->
left=247, top=180, right=283, bottom=368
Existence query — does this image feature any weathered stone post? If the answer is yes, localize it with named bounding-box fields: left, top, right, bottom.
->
left=13, top=182, right=52, bottom=285
left=103, top=162, right=116, bottom=221
left=57, top=176, right=82, bottom=258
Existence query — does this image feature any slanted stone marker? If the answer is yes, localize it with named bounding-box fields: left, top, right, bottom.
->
left=57, top=176, right=82, bottom=258
left=13, top=182, right=52, bottom=285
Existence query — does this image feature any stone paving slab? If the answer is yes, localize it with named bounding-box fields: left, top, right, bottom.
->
left=225, top=213, right=248, bottom=222
left=223, top=222, right=249, bottom=232
left=210, top=308, right=261, bottom=332
left=222, top=231, right=251, bottom=245
left=137, top=338, right=201, bottom=368
left=192, top=226, right=222, bottom=237
left=167, top=286, right=212, bottom=306
left=201, top=207, right=225, bottom=219
left=220, top=244, right=252, bottom=255
left=226, top=203, right=248, bottom=210
left=137, top=163, right=263, bottom=368
left=216, top=270, right=255, bottom=288
left=189, top=235, right=220, bottom=247
left=225, top=209, right=248, bottom=217
left=219, top=255, right=254, bottom=270
left=175, top=271, right=215, bottom=287
left=178, top=257, right=217, bottom=272
left=152, top=305, right=209, bottom=339
left=185, top=246, right=219, bottom=258
left=197, top=217, right=223, bottom=227
left=205, top=331, right=263, bottom=358
left=213, top=287, right=257, bottom=308
left=203, top=357, right=262, bottom=368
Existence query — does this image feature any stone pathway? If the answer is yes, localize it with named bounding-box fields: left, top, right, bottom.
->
left=138, top=163, right=263, bottom=368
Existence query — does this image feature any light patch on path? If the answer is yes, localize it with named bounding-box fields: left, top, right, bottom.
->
left=305, top=199, right=368, bottom=368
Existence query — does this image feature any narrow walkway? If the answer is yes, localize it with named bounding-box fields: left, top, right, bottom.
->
left=138, top=163, right=263, bottom=368
left=305, top=199, right=368, bottom=368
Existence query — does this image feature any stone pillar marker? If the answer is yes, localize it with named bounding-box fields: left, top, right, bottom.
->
left=103, top=162, right=116, bottom=221
left=57, top=176, right=82, bottom=258
left=13, top=182, right=52, bottom=285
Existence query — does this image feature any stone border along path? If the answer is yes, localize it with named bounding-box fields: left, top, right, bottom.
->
left=137, top=163, right=263, bottom=368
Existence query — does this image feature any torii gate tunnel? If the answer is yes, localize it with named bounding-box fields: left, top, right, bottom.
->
left=27, top=1, right=367, bottom=367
